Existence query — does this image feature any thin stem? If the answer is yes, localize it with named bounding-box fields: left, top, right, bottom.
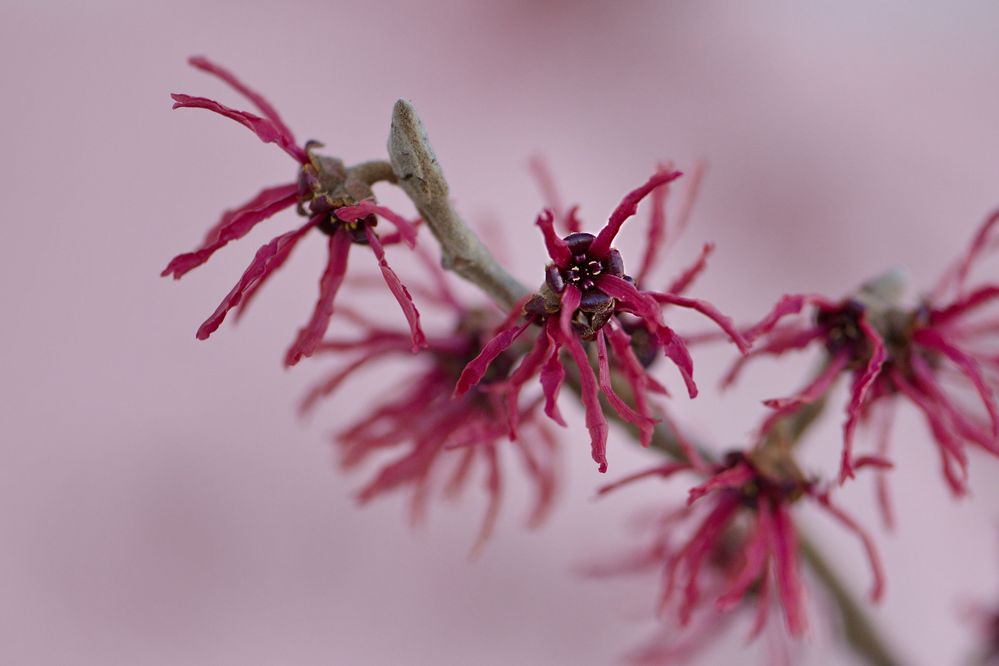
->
left=387, top=99, right=529, bottom=309
left=380, top=99, right=899, bottom=666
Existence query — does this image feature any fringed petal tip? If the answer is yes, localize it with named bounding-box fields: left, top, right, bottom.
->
left=169, top=93, right=305, bottom=163
left=590, top=169, right=684, bottom=259
left=536, top=209, right=571, bottom=267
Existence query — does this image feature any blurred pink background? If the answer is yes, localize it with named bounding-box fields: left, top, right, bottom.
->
left=3, top=1, right=999, bottom=664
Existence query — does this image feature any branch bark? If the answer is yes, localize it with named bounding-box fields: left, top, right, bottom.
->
left=387, top=99, right=529, bottom=309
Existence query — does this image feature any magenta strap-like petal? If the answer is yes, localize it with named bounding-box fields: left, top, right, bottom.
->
left=162, top=183, right=299, bottom=278
left=560, top=286, right=610, bottom=472
left=196, top=216, right=319, bottom=340
left=666, top=242, right=714, bottom=296
left=743, top=293, right=836, bottom=342
left=299, top=343, right=411, bottom=415
left=454, top=320, right=531, bottom=396
left=715, top=506, right=773, bottom=611
left=540, top=319, right=568, bottom=427
left=284, top=230, right=353, bottom=366
left=596, top=329, right=657, bottom=446
left=840, top=317, right=888, bottom=482
left=930, top=285, right=999, bottom=327
left=365, top=227, right=427, bottom=352
left=598, top=274, right=697, bottom=397
left=535, top=210, right=572, bottom=267
left=770, top=504, right=807, bottom=636
left=187, top=56, right=299, bottom=150
left=594, top=462, right=692, bottom=497
left=336, top=201, right=419, bottom=249
left=651, top=291, right=749, bottom=353
left=914, top=327, right=999, bottom=436
left=635, top=165, right=672, bottom=287
left=590, top=169, right=683, bottom=259
left=686, top=462, right=754, bottom=506
left=170, top=93, right=306, bottom=163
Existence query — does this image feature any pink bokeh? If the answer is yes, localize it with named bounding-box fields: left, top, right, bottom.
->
left=3, top=1, right=999, bottom=664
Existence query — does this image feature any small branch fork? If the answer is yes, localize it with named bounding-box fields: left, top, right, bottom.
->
left=384, top=98, right=900, bottom=666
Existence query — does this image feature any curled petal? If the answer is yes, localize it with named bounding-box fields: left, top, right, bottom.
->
left=162, top=183, right=299, bottom=279
left=910, top=354, right=999, bottom=454
left=535, top=209, right=572, bottom=267
left=914, top=327, right=999, bottom=437
left=763, top=353, right=849, bottom=411
left=596, top=329, right=657, bottom=446
left=540, top=319, right=568, bottom=427
left=722, top=325, right=824, bottom=389
left=770, top=504, right=807, bottom=636
left=934, top=207, right=999, bottom=298
left=560, top=286, right=610, bottom=472
left=716, top=506, right=773, bottom=611
left=594, top=462, right=692, bottom=497
left=686, top=462, right=754, bottom=506
left=744, top=293, right=836, bottom=342
left=666, top=242, right=714, bottom=296
left=299, top=342, right=411, bottom=415
left=336, top=201, right=419, bottom=249
left=759, top=352, right=849, bottom=436
left=503, top=328, right=553, bottom=438
left=598, top=274, right=697, bottom=398
left=284, top=230, right=353, bottom=366
left=675, top=496, right=741, bottom=625
left=196, top=216, right=318, bottom=340
left=365, top=227, right=427, bottom=352
left=651, top=291, right=749, bottom=353
left=590, top=169, right=683, bottom=259
left=930, top=284, right=999, bottom=327
left=170, top=93, right=305, bottom=163
left=635, top=164, right=672, bottom=287
left=891, top=369, right=969, bottom=495
left=454, top=320, right=531, bottom=396
left=187, top=55, right=299, bottom=150
left=840, top=317, right=888, bottom=483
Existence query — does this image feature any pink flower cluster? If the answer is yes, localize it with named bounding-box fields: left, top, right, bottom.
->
left=162, top=57, right=999, bottom=660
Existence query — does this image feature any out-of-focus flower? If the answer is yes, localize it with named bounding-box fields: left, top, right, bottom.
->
left=592, top=444, right=884, bottom=645
left=301, top=257, right=558, bottom=554
left=455, top=167, right=749, bottom=472
left=162, top=56, right=425, bottom=365
left=728, top=209, right=999, bottom=498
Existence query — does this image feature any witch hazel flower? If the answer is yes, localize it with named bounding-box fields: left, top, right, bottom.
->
left=728, top=209, right=999, bottom=496
left=162, top=56, right=425, bottom=365
left=300, top=262, right=558, bottom=554
left=595, top=444, right=885, bottom=643
left=455, top=167, right=749, bottom=472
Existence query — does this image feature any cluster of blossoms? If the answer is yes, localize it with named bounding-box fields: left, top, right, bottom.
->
left=723, top=210, right=999, bottom=524
left=590, top=424, right=885, bottom=661
left=163, top=57, right=999, bottom=664
left=455, top=166, right=749, bottom=473
left=299, top=256, right=559, bottom=555
left=163, top=56, right=426, bottom=365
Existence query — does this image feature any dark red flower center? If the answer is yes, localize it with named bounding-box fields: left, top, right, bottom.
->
left=816, top=299, right=931, bottom=380
left=296, top=145, right=378, bottom=243
left=816, top=300, right=873, bottom=366
left=719, top=451, right=808, bottom=510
